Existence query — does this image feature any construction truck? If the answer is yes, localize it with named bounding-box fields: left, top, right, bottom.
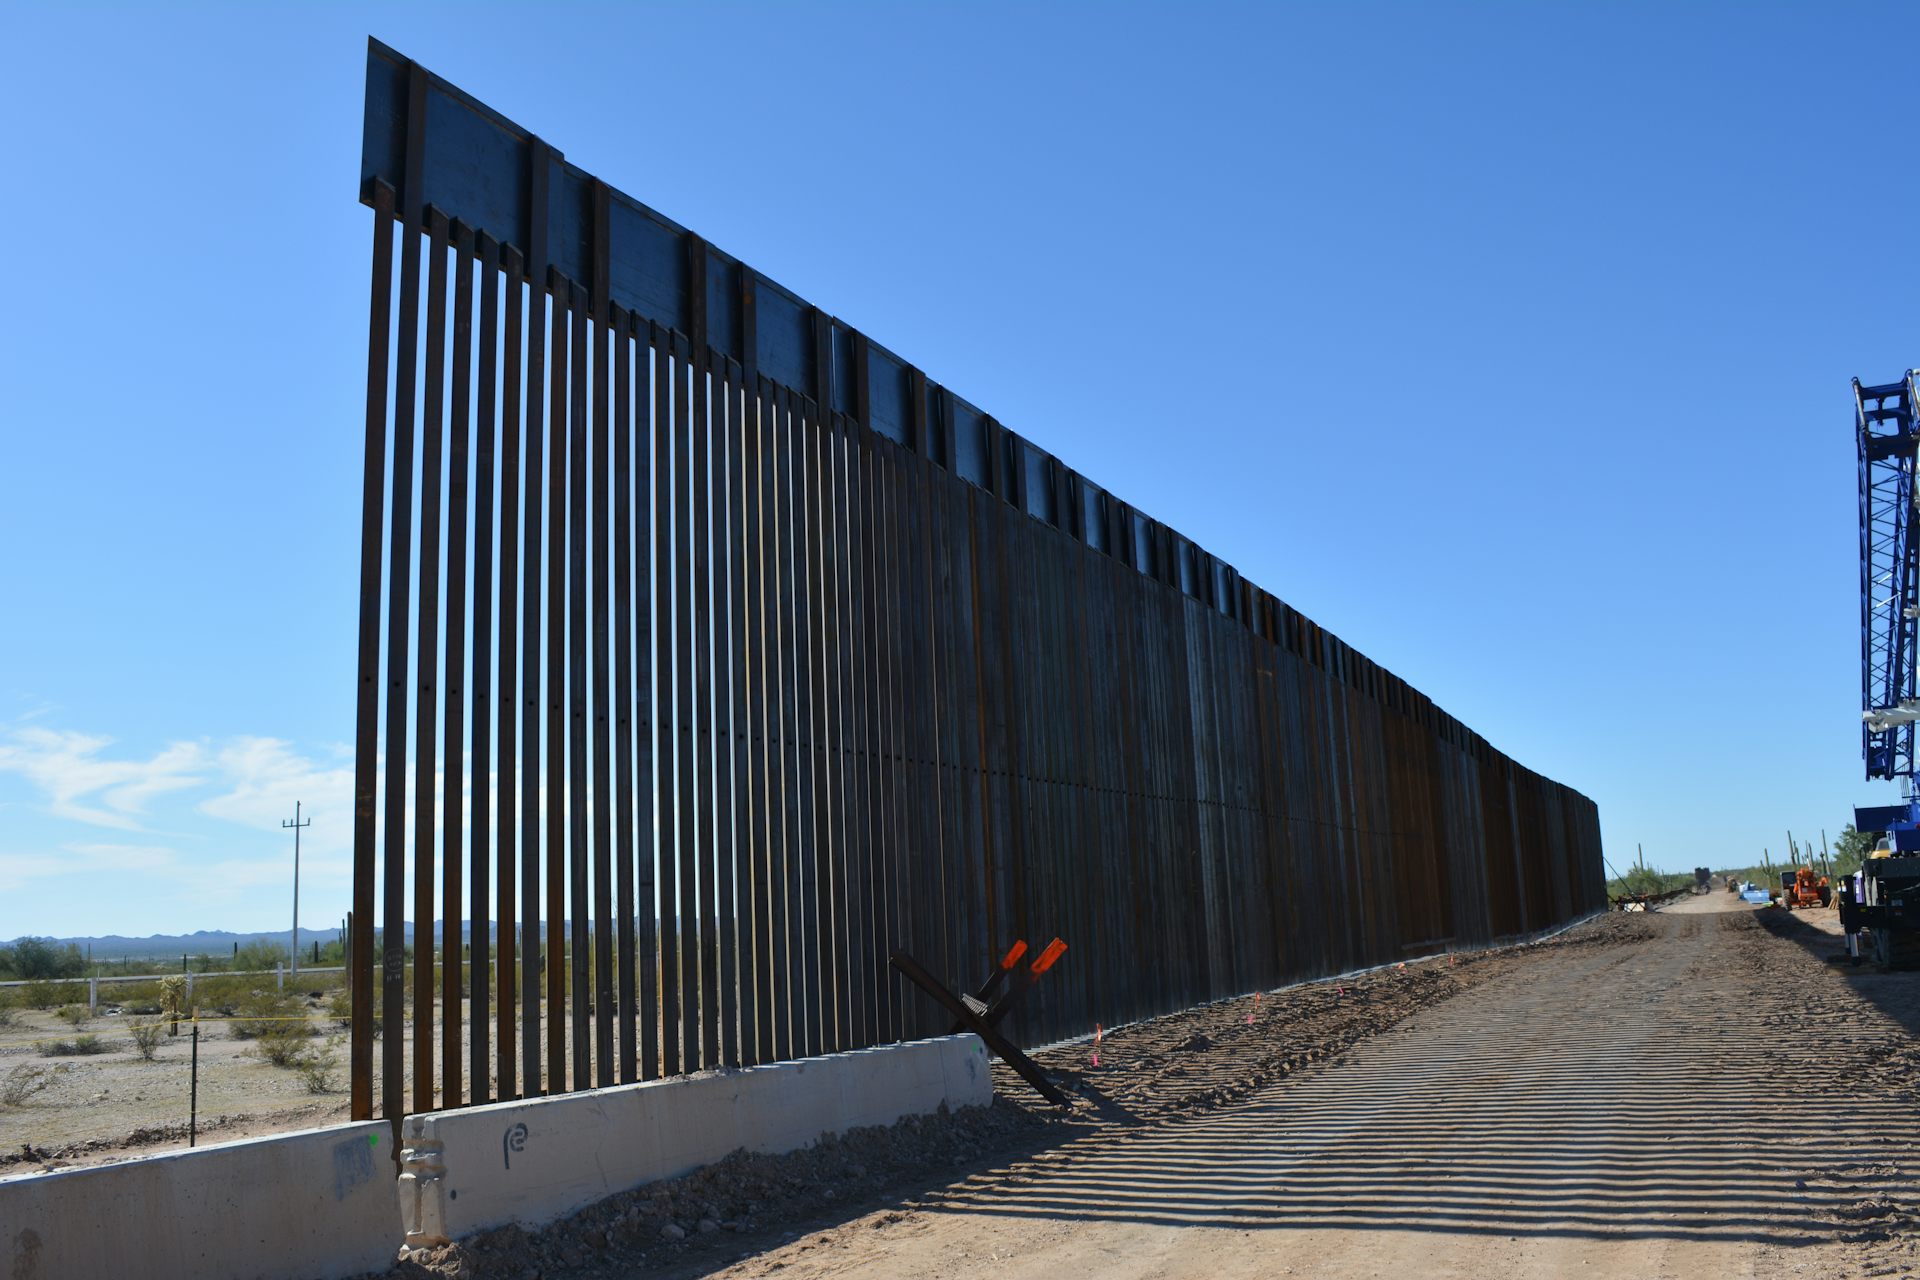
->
left=1837, top=835, right=1920, bottom=968
left=1775, top=865, right=1831, bottom=910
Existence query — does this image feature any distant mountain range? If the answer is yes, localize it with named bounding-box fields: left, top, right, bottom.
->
left=5, top=922, right=612, bottom=961
left=5, top=928, right=355, bottom=962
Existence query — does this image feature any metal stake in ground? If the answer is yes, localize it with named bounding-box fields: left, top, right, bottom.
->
left=283, top=801, right=312, bottom=980
left=189, top=1022, right=200, bottom=1148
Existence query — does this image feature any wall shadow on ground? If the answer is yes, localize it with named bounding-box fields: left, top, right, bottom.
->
left=1753, top=905, right=1920, bottom=1039
left=653, top=912, right=1913, bottom=1272
left=880, top=917, right=1917, bottom=1251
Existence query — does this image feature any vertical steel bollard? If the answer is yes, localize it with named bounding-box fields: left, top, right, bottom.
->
left=189, top=1023, right=200, bottom=1148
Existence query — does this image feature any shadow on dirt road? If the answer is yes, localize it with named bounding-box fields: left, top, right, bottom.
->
left=921, top=917, right=1894, bottom=1246
left=699, top=908, right=1920, bottom=1280
left=1753, top=905, right=1920, bottom=1039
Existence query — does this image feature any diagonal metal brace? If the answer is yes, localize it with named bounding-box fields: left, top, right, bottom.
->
left=981, top=937, right=1066, bottom=1030
left=947, top=938, right=1027, bottom=1035
left=890, top=949, right=1072, bottom=1108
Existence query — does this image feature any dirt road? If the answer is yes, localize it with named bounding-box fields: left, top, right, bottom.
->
left=700, top=897, right=1920, bottom=1280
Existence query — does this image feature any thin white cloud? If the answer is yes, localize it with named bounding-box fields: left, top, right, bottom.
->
left=1, top=725, right=556, bottom=931
left=0, top=852, right=74, bottom=889
left=0, top=725, right=385, bottom=934
left=176, top=855, right=308, bottom=908
left=65, top=842, right=179, bottom=872
left=0, top=728, right=204, bottom=829
left=0, top=842, right=179, bottom=892
left=197, top=736, right=355, bottom=853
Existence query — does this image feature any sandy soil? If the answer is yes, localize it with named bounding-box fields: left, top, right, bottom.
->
left=698, top=895, right=1919, bottom=1280
left=0, top=994, right=352, bottom=1170
left=394, top=896, right=1920, bottom=1280
left=2, top=990, right=566, bottom=1172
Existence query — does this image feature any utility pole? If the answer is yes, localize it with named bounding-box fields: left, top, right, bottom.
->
left=282, top=802, right=312, bottom=979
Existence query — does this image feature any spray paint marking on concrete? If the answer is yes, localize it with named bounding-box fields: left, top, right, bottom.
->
left=333, top=1134, right=375, bottom=1201
left=503, top=1122, right=528, bottom=1170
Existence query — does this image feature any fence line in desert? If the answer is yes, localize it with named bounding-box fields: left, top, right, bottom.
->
left=345, top=43, right=1605, bottom=1128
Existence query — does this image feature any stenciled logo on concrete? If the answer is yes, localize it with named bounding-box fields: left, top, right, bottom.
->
left=503, top=1121, right=529, bottom=1170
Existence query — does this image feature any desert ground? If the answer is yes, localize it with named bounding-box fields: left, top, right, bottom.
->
left=11, top=895, right=1917, bottom=1280
left=398, top=895, right=1920, bottom=1280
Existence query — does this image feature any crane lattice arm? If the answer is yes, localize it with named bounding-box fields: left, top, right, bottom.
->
left=1849, top=375, right=1920, bottom=961
left=1858, top=373, right=1920, bottom=781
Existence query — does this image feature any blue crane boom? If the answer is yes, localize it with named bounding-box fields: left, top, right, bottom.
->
left=1858, top=373, right=1920, bottom=791
left=1846, top=373, right=1920, bottom=967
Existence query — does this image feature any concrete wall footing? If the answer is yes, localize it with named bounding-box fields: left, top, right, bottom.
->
left=0, top=1120, right=397, bottom=1280
left=0, top=1034, right=993, bottom=1279
left=400, top=1033, right=994, bottom=1246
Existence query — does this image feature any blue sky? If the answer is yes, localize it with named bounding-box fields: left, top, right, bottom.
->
left=1, top=1, right=1913, bottom=937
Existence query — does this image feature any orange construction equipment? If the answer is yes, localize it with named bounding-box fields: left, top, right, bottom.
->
left=1778, top=865, right=1832, bottom=911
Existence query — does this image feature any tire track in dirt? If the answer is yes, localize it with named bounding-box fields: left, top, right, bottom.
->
left=396, top=923, right=1611, bottom=1279
left=707, top=901, right=1920, bottom=1280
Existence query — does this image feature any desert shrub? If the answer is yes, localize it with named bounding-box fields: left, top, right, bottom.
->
left=252, top=1019, right=318, bottom=1067
left=0, top=937, right=85, bottom=980
left=129, top=1020, right=166, bottom=1061
left=38, top=1034, right=106, bottom=1057
left=1, top=1064, right=56, bottom=1106
left=293, top=1036, right=343, bottom=1094
left=20, top=980, right=71, bottom=1010
left=0, top=991, right=15, bottom=1027
left=233, top=940, right=289, bottom=973
left=55, top=1004, right=89, bottom=1029
left=229, top=989, right=301, bottom=1040
left=327, top=981, right=387, bottom=1035
left=192, top=974, right=254, bottom=1016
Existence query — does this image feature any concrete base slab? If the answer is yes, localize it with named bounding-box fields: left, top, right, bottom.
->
left=402, top=1033, right=993, bottom=1245
left=0, top=1120, right=398, bottom=1280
